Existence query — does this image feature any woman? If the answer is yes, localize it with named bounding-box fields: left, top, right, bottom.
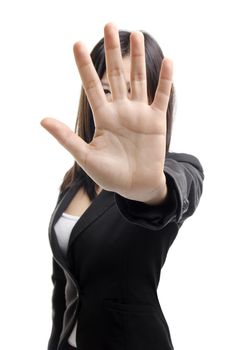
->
left=41, top=22, right=204, bottom=350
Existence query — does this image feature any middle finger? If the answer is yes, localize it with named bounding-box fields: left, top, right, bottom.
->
left=104, top=23, right=128, bottom=100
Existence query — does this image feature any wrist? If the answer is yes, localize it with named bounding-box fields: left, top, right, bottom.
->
left=134, top=173, right=168, bottom=205
left=143, top=181, right=168, bottom=205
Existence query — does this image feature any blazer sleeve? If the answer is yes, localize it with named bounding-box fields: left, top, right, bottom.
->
left=47, top=257, right=67, bottom=350
left=114, top=152, right=205, bottom=231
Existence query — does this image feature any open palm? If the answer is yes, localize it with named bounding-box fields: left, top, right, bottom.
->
left=40, top=22, right=173, bottom=202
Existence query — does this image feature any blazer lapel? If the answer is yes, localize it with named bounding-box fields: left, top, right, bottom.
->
left=48, top=178, right=115, bottom=271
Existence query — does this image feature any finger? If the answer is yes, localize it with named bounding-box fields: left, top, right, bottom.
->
left=73, top=41, right=107, bottom=116
left=151, top=58, right=173, bottom=113
left=130, top=31, right=148, bottom=102
left=40, top=117, right=89, bottom=168
left=104, top=22, right=128, bottom=100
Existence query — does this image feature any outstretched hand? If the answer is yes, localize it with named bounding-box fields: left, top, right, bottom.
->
left=40, top=22, right=173, bottom=204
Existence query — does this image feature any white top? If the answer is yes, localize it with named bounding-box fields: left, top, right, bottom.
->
left=54, top=212, right=80, bottom=348
left=54, top=212, right=80, bottom=257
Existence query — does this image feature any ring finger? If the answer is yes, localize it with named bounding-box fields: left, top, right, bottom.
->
left=130, top=31, right=148, bottom=102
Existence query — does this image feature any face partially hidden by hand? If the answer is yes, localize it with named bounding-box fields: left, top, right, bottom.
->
left=101, top=55, right=131, bottom=103
left=40, top=22, right=173, bottom=202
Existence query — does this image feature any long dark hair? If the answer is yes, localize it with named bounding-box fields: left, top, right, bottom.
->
left=59, top=29, right=176, bottom=200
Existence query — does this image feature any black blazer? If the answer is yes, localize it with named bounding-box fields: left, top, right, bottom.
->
left=47, top=152, right=204, bottom=350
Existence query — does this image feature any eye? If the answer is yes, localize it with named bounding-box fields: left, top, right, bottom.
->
left=103, top=88, right=131, bottom=94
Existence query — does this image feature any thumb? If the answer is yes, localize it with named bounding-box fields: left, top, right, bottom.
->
left=40, top=117, right=89, bottom=167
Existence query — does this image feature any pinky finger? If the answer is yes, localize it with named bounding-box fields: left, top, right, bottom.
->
left=151, top=58, right=173, bottom=113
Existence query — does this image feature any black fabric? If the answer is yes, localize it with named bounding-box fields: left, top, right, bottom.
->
left=63, top=343, right=80, bottom=350
left=47, top=152, right=205, bottom=350
left=47, top=258, right=67, bottom=350
left=114, top=170, right=179, bottom=231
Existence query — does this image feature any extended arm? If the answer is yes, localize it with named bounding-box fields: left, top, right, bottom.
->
left=114, top=152, right=205, bottom=231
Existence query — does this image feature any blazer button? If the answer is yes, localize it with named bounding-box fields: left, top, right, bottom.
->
left=183, top=199, right=189, bottom=212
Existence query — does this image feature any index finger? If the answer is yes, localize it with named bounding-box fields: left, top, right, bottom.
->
left=73, top=41, right=107, bottom=113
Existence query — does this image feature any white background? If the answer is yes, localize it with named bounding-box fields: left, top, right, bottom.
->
left=0, top=0, right=232, bottom=349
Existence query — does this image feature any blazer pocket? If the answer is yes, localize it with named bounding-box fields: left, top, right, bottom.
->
left=103, top=299, right=174, bottom=350
left=103, top=299, right=157, bottom=314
